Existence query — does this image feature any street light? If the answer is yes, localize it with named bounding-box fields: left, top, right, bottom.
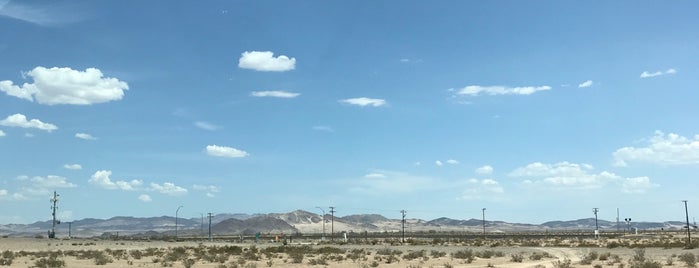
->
left=316, top=206, right=326, bottom=241
left=175, top=205, right=183, bottom=239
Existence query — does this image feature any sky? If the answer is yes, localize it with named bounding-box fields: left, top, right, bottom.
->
left=1, top=1, right=698, bottom=225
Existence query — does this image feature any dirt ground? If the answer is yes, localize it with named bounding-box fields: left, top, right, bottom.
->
left=1, top=237, right=699, bottom=268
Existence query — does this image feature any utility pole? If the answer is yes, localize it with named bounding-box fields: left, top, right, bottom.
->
left=482, top=208, right=486, bottom=239
left=625, top=218, right=631, bottom=234
left=208, top=213, right=213, bottom=242
left=593, top=208, right=599, bottom=238
left=316, top=207, right=326, bottom=241
left=616, top=208, right=620, bottom=234
left=329, top=206, right=335, bottom=242
left=175, top=205, right=183, bottom=239
left=68, top=222, right=72, bottom=239
left=200, top=213, right=204, bottom=239
left=401, top=210, right=407, bottom=243
left=683, top=200, right=691, bottom=248
left=49, top=191, right=59, bottom=239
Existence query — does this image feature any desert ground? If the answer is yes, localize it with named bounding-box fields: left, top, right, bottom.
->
left=1, top=235, right=699, bottom=268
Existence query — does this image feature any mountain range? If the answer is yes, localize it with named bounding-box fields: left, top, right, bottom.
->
left=0, top=209, right=691, bottom=238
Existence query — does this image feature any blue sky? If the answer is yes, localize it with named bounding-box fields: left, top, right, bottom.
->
left=1, top=0, right=699, bottom=225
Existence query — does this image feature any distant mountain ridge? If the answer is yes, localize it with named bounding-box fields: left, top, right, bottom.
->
left=0, top=210, right=691, bottom=237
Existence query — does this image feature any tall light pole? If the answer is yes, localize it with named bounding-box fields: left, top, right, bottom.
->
left=593, top=208, right=599, bottom=238
left=683, top=200, right=691, bottom=248
left=199, top=213, right=204, bottom=239
left=401, top=210, right=407, bottom=243
left=175, top=205, right=183, bottom=239
left=482, top=208, right=486, bottom=239
left=316, top=207, right=326, bottom=241
left=329, top=206, right=336, bottom=242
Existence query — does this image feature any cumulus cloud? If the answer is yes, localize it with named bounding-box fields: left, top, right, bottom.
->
left=0, top=66, right=128, bottom=105
left=511, top=161, right=654, bottom=194
left=238, top=51, right=296, bottom=72
left=435, top=160, right=443, bottom=166
left=339, top=97, right=386, bottom=107
left=205, top=145, right=249, bottom=158
left=0, top=130, right=5, bottom=137
left=29, top=175, right=77, bottom=189
left=150, top=182, right=187, bottom=196
left=192, top=184, right=220, bottom=197
left=75, top=132, right=97, bottom=140
left=578, top=80, right=593, bottom=88
left=455, top=85, right=551, bottom=96
left=446, top=159, right=459, bottom=165
left=640, top=68, right=676, bottom=78
left=138, top=194, right=152, bottom=202
left=194, top=121, right=221, bottom=131
left=63, top=164, right=82, bottom=170
left=622, top=177, right=658, bottom=194
left=250, top=90, right=300, bottom=98
left=613, top=131, right=699, bottom=166
left=88, top=170, right=143, bottom=191
left=459, top=178, right=504, bottom=200
left=9, top=175, right=77, bottom=197
left=0, top=113, right=57, bottom=132
left=475, top=165, right=494, bottom=175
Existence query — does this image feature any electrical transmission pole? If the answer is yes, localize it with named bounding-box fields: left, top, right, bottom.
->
left=208, top=213, right=213, bottom=242
left=401, top=210, right=407, bottom=243
left=482, top=208, right=487, bottom=239
left=175, top=205, right=183, bottom=239
left=316, top=207, right=326, bottom=241
left=68, top=222, right=72, bottom=239
left=329, top=206, right=336, bottom=242
left=683, top=200, right=691, bottom=248
left=593, top=208, right=599, bottom=238
left=49, top=191, right=60, bottom=239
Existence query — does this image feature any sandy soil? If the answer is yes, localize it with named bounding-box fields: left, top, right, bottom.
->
left=1, top=237, right=698, bottom=268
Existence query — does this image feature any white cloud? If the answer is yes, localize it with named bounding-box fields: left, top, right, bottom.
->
left=339, top=97, right=387, bottom=107
left=0, top=130, right=5, bottom=137
left=63, top=164, right=82, bottom=170
left=455, top=85, right=551, bottom=96
left=446, top=159, right=459, bottom=165
left=75, top=132, right=97, bottom=140
left=0, top=113, right=57, bottom=132
left=24, top=133, right=34, bottom=138
left=238, top=51, right=296, bottom=72
left=475, top=165, right=494, bottom=175
left=364, top=173, right=386, bottom=179
left=578, top=80, right=593, bottom=88
left=205, top=145, right=249, bottom=158
left=312, top=126, right=334, bottom=132
left=0, top=67, right=128, bottom=105
left=0, top=0, right=86, bottom=26
left=192, top=184, right=220, bottom=197
left=613, top=131, right=699, bottom=166
left=150, top=182, right=187, bottom=196
left=435, top=160, right=443, bottom=166
left=7, top=175, right=77, bottom=198
left=510, top=161, right=655, bottom=193
left=350, top=170, right=443, bottom=195
left=640, top=68, right=676, bottom=78
left=459, top=178, right=504, bottom=200
left=194, top=121, right=221, bottom=131
left=138, top=194, right=152, bottom=202
left=250, top=90, right=300, bottom=98
left=88, top=170, right=143, bottom=191
left=622, top=177, right=658, bottom=194
left=30, top=175, right=77, bottom=189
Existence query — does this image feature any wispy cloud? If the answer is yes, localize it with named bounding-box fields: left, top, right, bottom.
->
left=459, top=178, right=504, bottom=200
left=192, top=184, right=220, bottom=197
left=312, top=126, right=334, bottom=132
left=194, top=121, right=221, bottom=131
left=0, top=130, right=5, bottom=137
left=138, top=194, right=152, bottom=202
left=205, top=145, right=249, bottom=158
left=339, top=97, right=386, bottom=107
left=150, top=182, right=187, bottom=196
left=0, top=67, right=128, bottom=105
left=640, top=68, right=676, bottom=78
left=475, top=165, right=494, bottom=175
left=238, top=51, right=296, bottom=72
left=63, top=164, right=82, bottom=170
left=0, top=0, right=88, bottom=27
left=250, top=90, right=300, bottom=98
left=578, top=80, right=593, bottom=88
left=75, top=132, right=97, bottom=140
left=0, top=113, right=57, bottom=132
left=455, top=85, right=551, bottom=96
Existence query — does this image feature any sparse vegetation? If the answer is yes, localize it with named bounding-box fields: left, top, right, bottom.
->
left=679, top=252, right=697, bottom=268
